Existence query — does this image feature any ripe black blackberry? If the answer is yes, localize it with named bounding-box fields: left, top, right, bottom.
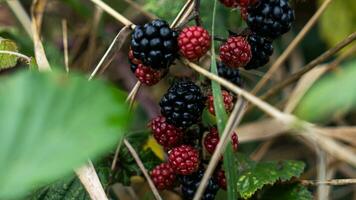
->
left=217, top=62, right=243, bottom=86
left=244, top=32, right=274, bottom=70
left=131, top=19, right=178, bottom=69
left=159, top=80, right=205, bottom=128
left=179, top=168, right=219, bottom=200
left=246, top=0, right=294, bottom=39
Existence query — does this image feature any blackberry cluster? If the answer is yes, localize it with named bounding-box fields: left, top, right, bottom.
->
left=180, top=168, right=219, bottom=200
left=159, top=80, right=205, bottom=129
left=246, top=0, right=295, bottom=39
left=245, top=32, right=274, bottom=69
left=131, top=19, right=178, bottom=69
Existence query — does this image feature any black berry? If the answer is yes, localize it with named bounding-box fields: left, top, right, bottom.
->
left=217, top=62, right=243, bottom=86
left=131, top=19, right=178, bottom=69
left=246, top=0, right=294, bottom=39
left=160, top=80, right=205, bottom=128
left=245, top=32, right=274, bottom=69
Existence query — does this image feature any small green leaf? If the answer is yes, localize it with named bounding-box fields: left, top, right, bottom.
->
left=261, top=183, right=313, bottom=200
left=0, top=70, right=130, bottom=199
left=235, top=154, right=305, bottom=199
left=295, top=61, right=356, bottom=122
left=0, top=38, right=19, bottom=69
left=29, top=57, right=38, bottom=70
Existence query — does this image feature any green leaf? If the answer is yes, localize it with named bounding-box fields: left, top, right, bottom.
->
left=0, top=38, right=19, bottom=69
left=295, top=61, right=356, bottom=122
left=210, top=1, right=238, bottom=199
left=260, top=183, right=313, bottom=200
left=0, top=70, right=130, bottom=199
left=235, top=154, right=305, bottom=199
left=318, top=0, right=356, bottom=49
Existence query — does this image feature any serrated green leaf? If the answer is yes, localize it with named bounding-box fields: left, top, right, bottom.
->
left=0, top=70, right=130, bottom=199
left=295, top=61, right=356, bottom=122
left=0, top=38, right=19, bottom=69
left=235, top=154, right=305, bottom=199
left=261, top=183, right=313, bottom=200
left=318, top=0, right=356, bottom=49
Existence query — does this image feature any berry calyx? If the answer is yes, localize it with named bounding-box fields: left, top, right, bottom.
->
left=149, top=115, right=183, bottom=148
left=206, top=90, right=234, bottom=115
left=131, top=19, right=178, bottom=69
left=168, top=145, right=200, bottom=175
left=219, top=36, right=252, bottom=68
left=203, top=127, right=239, bottom=154
left=160, top=80, right=205, bottom=128
left=178, top=26, right=211, bottom=61
left=151, top=162, right=176, bottom=190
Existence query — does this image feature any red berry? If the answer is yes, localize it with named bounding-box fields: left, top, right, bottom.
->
left=219, top=0, right=256, bottom=8
left=216, top=169, right=227, bottom=190
left=149, top=116, right=183, bottom=148
left=240, top=7, right=248, bottom=21
left=178, top=26, right=211, bottom=61
left=206, top=90, right=234, bottom=115
left=168, top=145, right=200, bottom=175
left=129, top=49, right=141, bottom=65
left=134, top=64, right=162, bottom=86
left=151, top=163, right=176, bottom=190
left=203, top=127, right=239, bottom=154
left=219, top=36, right=252, bottom=68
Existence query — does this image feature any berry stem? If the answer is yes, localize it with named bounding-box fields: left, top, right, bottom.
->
left=194, top=0, right=202, bottom=26
left=213, top=36, right=227, bottom=42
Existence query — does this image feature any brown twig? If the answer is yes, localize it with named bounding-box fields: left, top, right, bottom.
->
left=123, top=139, right=162, bottom=200
left=259, top=32, right=356, bottom=102
left=251, top=0, right=334, bottom=94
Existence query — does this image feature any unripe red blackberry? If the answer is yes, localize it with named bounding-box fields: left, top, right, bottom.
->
left=219, top=0, right=256, bottom=8
left=219, top=36, right=252, bottom=68
left=203, top=127, right=239, bottom=154
left=151, top=163, right=176, bottom=190
left=134, top=64, right=162, bottom=86
left=216, top=169, right=227, bottom=190
left=206, top=90, right=234, bottom=115
left=178, top=26, right=211, bottom=61
left=168, top=145, right=200, bottom=175
left=149, top=115, right=183, bottom=148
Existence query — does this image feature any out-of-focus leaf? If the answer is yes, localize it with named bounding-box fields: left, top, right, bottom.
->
left=0, top=70, right=129, bottom=199
left=235, top=154, right=305, bottom=199
left=318, top=0, right=356, bottom=49
left=260, top=183, right=312, bottom=200
left=0, top=38, right=19, bottom=69
left=295, top=61, right=356, bottom=122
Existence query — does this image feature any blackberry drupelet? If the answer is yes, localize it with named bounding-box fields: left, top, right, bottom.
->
left=217, top=62, right=243, bottom=86
left=246, top=0, right=294, bottom=39
left=159, top=80, right=205, bottom=128
left=245, top=32, right=274, bottom=69
left=180, top=168, right=219, bottom=200
left=131, top=19, right=178, bottom=69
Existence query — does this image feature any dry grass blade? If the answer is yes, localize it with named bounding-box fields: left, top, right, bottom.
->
left=30, top=0, right=51, bottom=71
left=6, top=0, right=33, bottom=39
left=75, top=161, right=109, bottom=200
left=301, top=179, right=356, bottom=186
left=126, top=81, right=141, bottom=103
left=284, top=65, right=328, bottom=113
left=90, top=0, right=135, bottom=28
left=317, top=127, right=356, bottom=146
left=260, top=32, right=356, bottom=102
left=237, top=118, right=289, bottom=142
left=171, top=0, right=194, bottom=28
left=193, top=99, right=247, bottom=200
left=123, top=139, right=163, bottom=200
left=252, top=0, right=334, bottom=94
left=89, top=25, right=132, bottom=80
left=61, top=19, right=69, bottom=73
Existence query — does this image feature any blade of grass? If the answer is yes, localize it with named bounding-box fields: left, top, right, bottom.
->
left=209, top=1, right=237, bottom=199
